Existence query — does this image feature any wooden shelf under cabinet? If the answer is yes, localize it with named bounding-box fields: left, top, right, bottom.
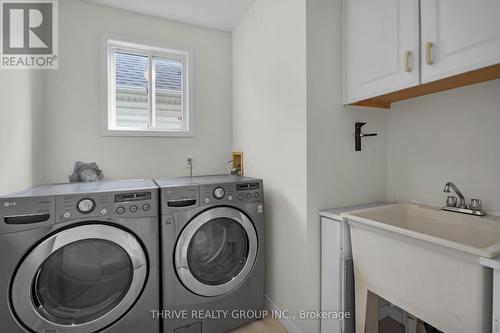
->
left=350, top=64, right=500, bottom=109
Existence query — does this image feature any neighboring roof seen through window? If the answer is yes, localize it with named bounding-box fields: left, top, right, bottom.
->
left=115, top=52, right=182, bottom=91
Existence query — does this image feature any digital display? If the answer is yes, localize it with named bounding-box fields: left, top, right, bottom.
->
left=115, top=192, right=151, bottom=203
left=236, top=183, right=260, bottom=191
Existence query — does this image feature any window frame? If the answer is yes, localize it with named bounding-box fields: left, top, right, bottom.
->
left=101, top=35, right=194, bottom=137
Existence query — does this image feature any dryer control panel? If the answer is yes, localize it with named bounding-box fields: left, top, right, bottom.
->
left=55, top=190, right=158, bottom=222
left=200, top=181, right=263, bottom=206
left=159, top=177, right=264, bottom=214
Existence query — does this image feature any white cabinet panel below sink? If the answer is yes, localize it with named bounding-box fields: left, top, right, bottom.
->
left=480, top=256, right=500, bottom=333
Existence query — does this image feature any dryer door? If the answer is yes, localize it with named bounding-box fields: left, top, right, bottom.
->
left=11, top=224, right=147, bottom=333
left=175, top=207, right=258, bottom=297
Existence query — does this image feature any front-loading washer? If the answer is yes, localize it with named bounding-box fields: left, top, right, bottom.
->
left=0, top=180, right=160, bottom=333
left=155, top=175, right=265, bottom=333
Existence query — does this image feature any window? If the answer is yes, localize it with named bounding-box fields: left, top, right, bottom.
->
left=104, top=38, right=193, bottom=136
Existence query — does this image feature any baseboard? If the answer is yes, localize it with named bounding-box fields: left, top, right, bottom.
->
left=264, top=295, right=302, bottom=333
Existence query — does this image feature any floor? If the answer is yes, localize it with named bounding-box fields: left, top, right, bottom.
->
left=379, top=317, right=405, bottom=333
left=229, top=317, right=288, bottom=333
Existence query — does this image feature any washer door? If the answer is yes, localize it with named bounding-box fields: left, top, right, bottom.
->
left=175, top=207, right=258, bottom=297
left=11, top=224, right=147, bottom=333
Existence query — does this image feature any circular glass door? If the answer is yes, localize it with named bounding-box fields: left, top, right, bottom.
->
left=188, top=217, right=249, bottom=285
left=33, top=239, right=133, bottom=324
left=175, top=207, right=258, bottom=297
left=12, top=225, right=147, bottom=333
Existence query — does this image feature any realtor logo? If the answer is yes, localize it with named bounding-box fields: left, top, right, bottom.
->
left=1, top=0, right=58, bottom=69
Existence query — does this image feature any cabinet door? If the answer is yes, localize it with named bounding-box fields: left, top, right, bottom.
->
left=344, top=0, right=420, bottom=104
left=421, top=0, right=500, bottom=83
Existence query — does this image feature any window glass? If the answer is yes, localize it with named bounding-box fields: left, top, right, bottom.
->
left=154, top=57, right=184, bottom=130
left=106, top=40, right=191, bottom=135
left=114, top=52, right=149, bottom=129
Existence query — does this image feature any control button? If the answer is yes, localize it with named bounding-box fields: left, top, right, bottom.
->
left=100, top=209, right=107, bottom=215
left=116, top=206, right=125, bottom=214
left=77, top=198, right=95, bottom=214
left=228, top=195, right=233, bottom=201
left=254, top=192, right=260, bottom=198
left=63, top=212, right=71, bottom=219
left=238, top=194, right=244, bottom=201
left=130, top=205, right=138, bottom=213
left=246, top=193, right=252, bottom=199
left=205, top=198, right=210, bottom=203
left=213, top=187, right=225, bottom=200
left=142, top=204, right=151, bottom=211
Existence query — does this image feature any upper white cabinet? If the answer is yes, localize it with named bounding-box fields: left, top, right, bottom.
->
left=421, top=0, right=500, bottom=83
left=344, top=0, right=420, bottom=104
left=344, top=0, right=500, bottom=108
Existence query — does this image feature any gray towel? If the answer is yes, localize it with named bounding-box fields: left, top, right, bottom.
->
left=69, top=161, right=104, bottom=182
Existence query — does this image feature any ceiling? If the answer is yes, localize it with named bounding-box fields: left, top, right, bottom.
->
left=86, top=0, right=256, bottom=31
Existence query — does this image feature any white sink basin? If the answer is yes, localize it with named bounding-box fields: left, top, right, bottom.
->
left=344, top=202, right=500, bottom=258
left=343, top=203, right=497, bottom=333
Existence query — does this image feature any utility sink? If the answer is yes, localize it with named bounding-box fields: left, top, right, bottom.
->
left=344, top=202, right=500, bottom=258
left=343, top=203, right=499, bottom=333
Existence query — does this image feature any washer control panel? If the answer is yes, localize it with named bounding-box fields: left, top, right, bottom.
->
left=56, top=190, right=158, bottom=222
left=200, top=181, right=263, bottom=206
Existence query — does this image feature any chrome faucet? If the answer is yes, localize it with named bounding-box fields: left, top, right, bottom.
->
left=443, top=182, right=466, bottom=208
left=442, top=181, right=486, bottom=216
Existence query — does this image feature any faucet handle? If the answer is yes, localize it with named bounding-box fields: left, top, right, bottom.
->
left=446, top=196, right=458, bottom=207
left=469, top=199, right=483, bottom=211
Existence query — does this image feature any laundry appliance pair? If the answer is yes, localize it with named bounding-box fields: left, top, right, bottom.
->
left=0, top=175, right=264, bottom=333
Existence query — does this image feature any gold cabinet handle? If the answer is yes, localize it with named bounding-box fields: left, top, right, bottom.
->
left=404, top=51, right=412, bottom=72
left=425, top=42, right=434, bottom=65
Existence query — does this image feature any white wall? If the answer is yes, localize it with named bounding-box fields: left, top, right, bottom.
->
left=232, top=0, right=309, bottom=331
left=387, top=79, right=500, bottom=212
left=43, top=0, right=232, bottom=183
left=233, top=1, right=387, bottom=332
left=0, top=71, right=45, bottom=195
left=306, top=0, right=387, bottom=331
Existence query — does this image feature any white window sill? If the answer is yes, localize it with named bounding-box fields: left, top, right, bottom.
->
left=102, top=129, right=194, bottom=138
